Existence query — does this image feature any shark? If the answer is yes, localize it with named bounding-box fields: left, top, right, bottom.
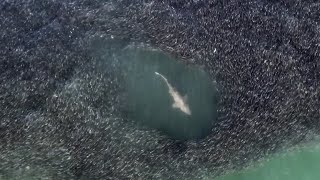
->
left=155, top=72, right=192, bottom=115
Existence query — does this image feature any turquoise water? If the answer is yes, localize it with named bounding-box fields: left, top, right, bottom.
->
left=118, top=46, right=219, bottom=140
left=214, top=143, right=320, bottom=180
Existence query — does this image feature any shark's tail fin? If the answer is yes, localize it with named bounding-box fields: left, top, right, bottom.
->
left=155, top=72, right=165, bottom=79
left=155, top=71, right=169, bottom=85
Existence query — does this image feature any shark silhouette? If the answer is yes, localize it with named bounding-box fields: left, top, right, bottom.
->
left=155, top=72, right=191, bottom=115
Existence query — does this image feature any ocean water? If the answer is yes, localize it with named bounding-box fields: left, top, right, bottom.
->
left=214, top=142, right=320, bottom=180
left=1, top=0, right=319, bottom=179
left=117, top=46, right=219, bottom=140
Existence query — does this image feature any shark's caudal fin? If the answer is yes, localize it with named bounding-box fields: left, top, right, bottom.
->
left=154, top=72, right=168, bottom=83
left=155, top=72, right=163, bottom=79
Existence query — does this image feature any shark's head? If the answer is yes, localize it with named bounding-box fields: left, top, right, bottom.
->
left=181, top=105, right=192, bottom=115
left=172, top=100, right=192, bottom=116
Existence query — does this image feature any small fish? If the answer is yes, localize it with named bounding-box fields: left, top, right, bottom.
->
left=155, top=72, right=191, bottom=115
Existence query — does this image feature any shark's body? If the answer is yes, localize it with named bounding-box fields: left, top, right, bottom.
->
left=155, top=72, right=191, bottom=115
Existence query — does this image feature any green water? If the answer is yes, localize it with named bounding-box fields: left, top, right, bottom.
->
left=118, top=46, right=218, bottom=140
left=214, top=143, right=320, bottom=180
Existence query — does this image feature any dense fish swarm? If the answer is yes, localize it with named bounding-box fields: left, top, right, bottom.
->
left=0, top=0, right=319, bottom=179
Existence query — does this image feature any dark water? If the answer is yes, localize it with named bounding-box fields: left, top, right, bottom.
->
left=117, top=46, right=218, bottom=140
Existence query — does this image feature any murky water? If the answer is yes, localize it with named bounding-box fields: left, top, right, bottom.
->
left=117, top=46, right=219, bottom=140
left=214, top=143, right=320, bottom=180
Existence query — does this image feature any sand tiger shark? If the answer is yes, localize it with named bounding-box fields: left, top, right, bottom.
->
left=155, top=72, right=192, bottom=115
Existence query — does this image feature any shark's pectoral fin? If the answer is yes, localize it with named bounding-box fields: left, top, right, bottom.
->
left=183, top=95, right=188, bottom=101
left=172, top=103, right=179, bottom=109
